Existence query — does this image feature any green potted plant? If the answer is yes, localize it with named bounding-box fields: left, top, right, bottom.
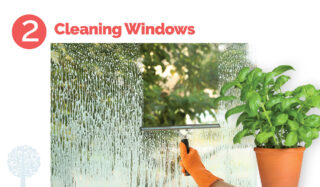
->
left=216, top=65, right=320, bottom=187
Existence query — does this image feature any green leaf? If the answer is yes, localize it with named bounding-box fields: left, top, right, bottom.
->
left=305, top=95, right=320, bottom=109
left=297, top=113, right=305, bottom=125
left=266, top=96, right=283, bottom=109
left=236, top=67, right=250, bottom=82
left=225, top=104, right=246, bottom=120
left=220, top=81, right=239, bottom=96
left=264, top=72, right=277, bottom=86
left=247, top=68, right=262, bottom=83
left=274, top=75, right=290, bottom=90
left=298, top=126, right=313, bottom=148
left=260, top=110, right=273, bottom=120
left=250, top=121, right=260, bottom=131
left=261, top=126, right=276, bottom=133
left=288, top=120, right=299, bottom=131
left=304, top=115, right=320, bottom=128
left=311, top=128, right=319, bottom=139
left=240, top=84, right=251, bottom=101
left=246, top=109, right=258, bottom=117
left=285, top=132, right=298, bottom=146
left=272, top=65, right=295, bottom=76
left=214, top=96, right=237, bottom=105
left=233, top=129, right=249, bottom=144
left=256, top=131, right=274, bottom=144
left=274, top=113, right=288, bottom=126
left=243, top=121, right=259, bottom=130
left=280, top=97, right=300, bottom=111
left=305, top=139, right=312, bottom=148
left=298, top=126, right=313, bottom=141
left=252, top=74, right=265, bottom=89
left=285, top=91, right=293, bottom=96
left=269, top=126, right=276, bottom=132
left=236, top=112, right=248, bottom=127
left=246, top=92, right=261, bottom=116
left=288, top=110, right=298, bottom=119
left=293, top=84, right=317, bottom=98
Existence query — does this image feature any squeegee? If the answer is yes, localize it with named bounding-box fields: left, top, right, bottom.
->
left=140, top=123, right=220, bottom=176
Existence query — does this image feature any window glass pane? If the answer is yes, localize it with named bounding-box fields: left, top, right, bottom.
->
left=51, top=43, right=256, bottom=187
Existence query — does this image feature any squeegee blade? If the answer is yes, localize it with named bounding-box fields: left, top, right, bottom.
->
left=140, top=124, right=220, bottom=131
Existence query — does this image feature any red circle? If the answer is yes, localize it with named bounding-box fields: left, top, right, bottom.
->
left=12, top=14, right=46, bottom=49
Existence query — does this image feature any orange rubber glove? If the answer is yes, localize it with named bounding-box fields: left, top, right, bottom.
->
left=180, top=142, right=222, bottom=187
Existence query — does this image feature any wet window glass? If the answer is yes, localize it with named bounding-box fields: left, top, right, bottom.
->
left=51, top=43, right=257, bottom=187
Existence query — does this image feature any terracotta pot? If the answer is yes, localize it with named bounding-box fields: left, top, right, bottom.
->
left=254, top=147, right=305, bottom=187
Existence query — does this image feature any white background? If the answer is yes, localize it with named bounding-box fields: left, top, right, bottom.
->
left=1, top=0, right=320, bottom=186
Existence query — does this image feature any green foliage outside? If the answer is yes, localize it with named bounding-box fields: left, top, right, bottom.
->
left=217, top=65, right=320, bottom=148
left=141, top=43, right=248, bottom=127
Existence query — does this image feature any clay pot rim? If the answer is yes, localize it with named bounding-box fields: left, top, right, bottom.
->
left=254, top=147, right=306, bottom=153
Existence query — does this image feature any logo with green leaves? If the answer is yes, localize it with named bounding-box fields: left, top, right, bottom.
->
left=216, top=65, right=320, bottom=148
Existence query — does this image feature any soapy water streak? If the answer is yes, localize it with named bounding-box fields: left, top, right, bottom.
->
left=51, top=44, right=256, bottom=187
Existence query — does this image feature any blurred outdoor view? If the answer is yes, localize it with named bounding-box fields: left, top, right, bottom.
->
left=142, top=43, right=247, bottom=127
left=51, top=43, right=257, bottom=187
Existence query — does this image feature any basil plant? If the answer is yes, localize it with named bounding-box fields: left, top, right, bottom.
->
left=216, top=65, right=320, bottom=148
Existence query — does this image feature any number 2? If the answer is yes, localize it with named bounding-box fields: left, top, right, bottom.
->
left=22, top=20, right=39, bottom=42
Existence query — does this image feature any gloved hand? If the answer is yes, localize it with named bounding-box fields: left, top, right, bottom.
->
left=180, top=142, right=222, bottom=187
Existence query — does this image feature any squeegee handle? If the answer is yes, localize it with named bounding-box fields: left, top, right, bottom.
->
left=181, top=138, right=190, bottom=176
